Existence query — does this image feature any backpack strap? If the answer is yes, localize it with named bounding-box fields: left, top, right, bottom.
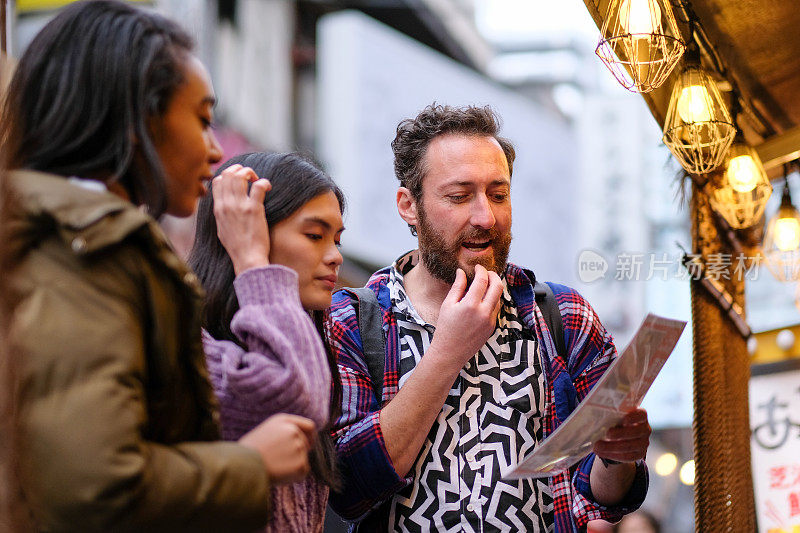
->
left=532, top=280, right=567, bottom=362
left=343, top=287, right=386, bottom=403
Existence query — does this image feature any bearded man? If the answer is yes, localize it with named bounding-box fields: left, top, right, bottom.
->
left=328, top=104, right=650, bottom=532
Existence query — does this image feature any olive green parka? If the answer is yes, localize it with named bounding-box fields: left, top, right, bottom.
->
left=6, top=170, right=271, bottom=532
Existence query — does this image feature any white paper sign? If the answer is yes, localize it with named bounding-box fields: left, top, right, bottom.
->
left=750, top=365, right=800, bottom=533
left=502, top=314, right=686, bottom=479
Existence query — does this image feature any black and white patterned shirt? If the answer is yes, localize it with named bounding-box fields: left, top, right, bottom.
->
left=387, top=266, right=554, bottom=532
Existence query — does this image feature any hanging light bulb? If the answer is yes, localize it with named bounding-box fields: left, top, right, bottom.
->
left=596, top=0, right=684, bottom=93
left=677, top=85, right=713, bottom=124
left=620, top=0, right=661, bottom=37
left=764, top=176, right=800, bottom=282
left=707, top=139, right=772, bottom=229
left=727, top=155, right=759, bottom=193
left=774, top=217, right=800, bottom=252
left=662, top=65, right=735, bottom=174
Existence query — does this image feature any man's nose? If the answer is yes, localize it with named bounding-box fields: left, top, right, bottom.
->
left=470, top=195, right=496, bottom=229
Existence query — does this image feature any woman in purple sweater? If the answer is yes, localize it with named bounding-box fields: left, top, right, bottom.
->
left=189, top=152, right=345, bottom=533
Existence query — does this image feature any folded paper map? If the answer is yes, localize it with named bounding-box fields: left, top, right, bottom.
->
left=502, top=314, right=686, bottom=480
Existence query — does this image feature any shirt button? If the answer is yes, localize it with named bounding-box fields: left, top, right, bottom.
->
left=183, top=272, right=198, bottom=285
left=71, top=237, right=87, bottom=253
left=468, top=409, right=477, bottom=418
left=466, top=452, right=476, bottom=462
left=467, top=503, right=475, bottom=512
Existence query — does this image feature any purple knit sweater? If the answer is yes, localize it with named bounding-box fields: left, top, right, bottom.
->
left=203, top=265, right=331, bottom=533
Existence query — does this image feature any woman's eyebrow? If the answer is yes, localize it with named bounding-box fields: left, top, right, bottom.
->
left=303, top=216, right=346, bottom=232
left=302, top=216, right=331, bottom=229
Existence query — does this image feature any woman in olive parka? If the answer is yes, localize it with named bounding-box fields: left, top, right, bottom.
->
left=0, top=2, right=325, bottom=531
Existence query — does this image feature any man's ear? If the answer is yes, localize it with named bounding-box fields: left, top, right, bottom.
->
left=397, top=187, right=419, bottom=227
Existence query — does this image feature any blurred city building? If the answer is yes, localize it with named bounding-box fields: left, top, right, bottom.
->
left=315, top=9, right=577, bottom=288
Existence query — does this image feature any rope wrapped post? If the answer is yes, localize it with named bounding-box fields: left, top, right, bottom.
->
left=690, top=179, right=755, bottom=530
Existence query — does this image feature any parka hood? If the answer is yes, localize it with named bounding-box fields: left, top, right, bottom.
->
left=7, top=170, right=151, bottom=256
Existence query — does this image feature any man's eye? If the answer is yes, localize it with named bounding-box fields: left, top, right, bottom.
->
left=306, top=234, right=323, bottom=241
left=447, top=195, right=468, bottom=202
left=200, top=117, right=213, bottom=128
left=491, top=193, right=508, bottom=202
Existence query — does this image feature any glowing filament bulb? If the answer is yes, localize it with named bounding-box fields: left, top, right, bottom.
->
left=726, top=155, right=759, bottom=193
left=620, top=0, right=661, bottom=36
left=775, top=216, right=800, bottom=252
left=677, top=85, right=712, bottom=124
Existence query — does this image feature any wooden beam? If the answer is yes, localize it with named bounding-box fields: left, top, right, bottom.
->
left=755, top=124, right=800, bottom=171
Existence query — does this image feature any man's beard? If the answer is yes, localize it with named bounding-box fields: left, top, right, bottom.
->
left=416, top=205, right=511, bottom=284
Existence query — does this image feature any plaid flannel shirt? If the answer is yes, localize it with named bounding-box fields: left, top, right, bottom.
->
left=328, top=256, right=648, bottom=532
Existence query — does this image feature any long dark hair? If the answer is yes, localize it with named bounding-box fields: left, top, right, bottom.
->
left=0, top=0, right=194, bottom=218
left=188, top=152, right=345, bottom=488
left=0, top=2, right=192, bottom=528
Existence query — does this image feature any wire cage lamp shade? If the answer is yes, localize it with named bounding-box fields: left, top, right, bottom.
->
left=707, top=142, right=772, bottom=229
left=662, top=66, right=736, bottom=174
left=764, top=182, right=800, bottom=282
left=596, top=0, right=685, bottom=93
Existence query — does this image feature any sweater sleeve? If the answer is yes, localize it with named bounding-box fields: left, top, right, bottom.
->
left=203, top=265, right=331, bottom=440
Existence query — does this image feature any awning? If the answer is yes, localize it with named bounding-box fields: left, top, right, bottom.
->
left=583, top=0, right=800, bottom=175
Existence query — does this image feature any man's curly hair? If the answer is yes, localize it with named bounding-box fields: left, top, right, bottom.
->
left=391, top=104, right=515, bottom=203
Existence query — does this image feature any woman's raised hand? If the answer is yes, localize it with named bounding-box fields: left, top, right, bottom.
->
left=211, top=164, right=272, bottom=275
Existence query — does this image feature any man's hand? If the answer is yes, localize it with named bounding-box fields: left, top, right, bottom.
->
left=429, top=264, right=503, bottom=373
left=239, top=413, right=316, bottom=485
left=379, top=264, right=502, bottom=476
left=593, top=408, right=651, bottom=464
left=589, top=408, right=651, bottom=505
left=211, top=164, right=272, bottom=275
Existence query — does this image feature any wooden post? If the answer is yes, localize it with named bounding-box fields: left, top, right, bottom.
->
left=690, top=179, right=756, bottom=530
